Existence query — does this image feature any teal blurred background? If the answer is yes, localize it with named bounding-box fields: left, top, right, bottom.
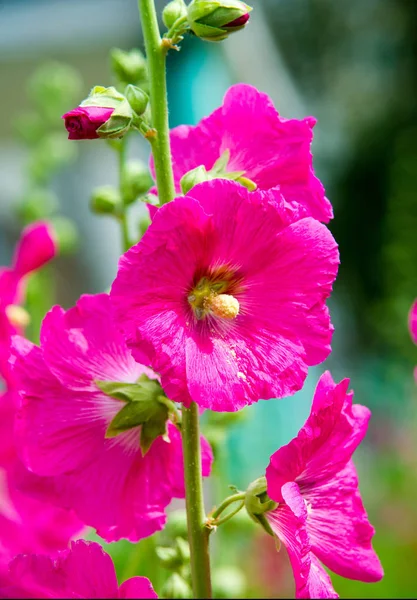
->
left=1, top=0, right=417, bottom=597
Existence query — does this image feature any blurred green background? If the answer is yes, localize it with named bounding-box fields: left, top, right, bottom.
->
left=1, top=0, right=417, bottom=597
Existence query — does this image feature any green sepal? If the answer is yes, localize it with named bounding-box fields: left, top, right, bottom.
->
left=244, top=476, right=278, bottom=537
left=125, top=85, right=149, bottom=116
left=97, top=377, right=176, bottom=454
left=180, top=165, right=210, bottom=194
left=81, top=85, right=126, bottom=108
left=211, top=149, right=230, bottom=173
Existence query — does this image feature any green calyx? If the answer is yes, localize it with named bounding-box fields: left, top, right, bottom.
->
left=180, top=149, right=256, bottom=194
left=96, top=375, right=178, bottom=455
left=244, top=476, right=278, bottom=537
left=81, top=86, right=134, bottom=139
left=163, top=0, right=188, bottom=30
left=187, top=0, right=252, bottom=41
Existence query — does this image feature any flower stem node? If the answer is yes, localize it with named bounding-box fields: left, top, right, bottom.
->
left=125, top=85, right=149, bottom=116
left=97, top=375, right=176, bottom=455
left=90, top=186, right=121, bottom=215
left=163, top=0, right=187, bottom=29
left=244, top=476, right=278, bottom=537
left=187, top=0, right=252, bottom=42
left=110, top=48, right=147, bottom=85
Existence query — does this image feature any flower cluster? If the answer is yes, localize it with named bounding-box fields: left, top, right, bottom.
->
left=4, top=44, right=385, bottom=596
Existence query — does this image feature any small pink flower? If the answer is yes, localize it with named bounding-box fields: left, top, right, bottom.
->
left=10, top=293, right=212, bottom=542
left=110, top=180, right=339, bottom=411
left=0, top=221, right=57, bottom=386
left=152, top=83, right=332, bottom=222
left=0, top=539, right=157, bottom=598
left=62, top=106, right=114, bottom=140
left=264, top=371, right=383, bottom=598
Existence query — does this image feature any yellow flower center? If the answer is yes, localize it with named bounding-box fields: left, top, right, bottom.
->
left=188, top=276, right=240, bottom=321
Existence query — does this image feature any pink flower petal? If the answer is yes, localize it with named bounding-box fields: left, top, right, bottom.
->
left=303, top=461, right=383, bottom=583
left=119, top=577, right=158, bottom=599
left=1, top=540, right=157, bottom=598
left=163, top=83, right=333, bottom=222
left=267, top=481, right=338, bottom=599
left=40, top=294, right=151, bottom=391
left=12, top=221, right=57, bottom=278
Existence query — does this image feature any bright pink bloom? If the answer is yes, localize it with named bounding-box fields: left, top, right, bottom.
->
left=62, top=106, right=115, bottom=140
left=0, top=221, right=57, bottom=386
left=0, top=540, right=157, bottom=598
left=264, top=371, right=383, bottom=598
left=10, top=293, right=212, bottom=542
left=0, top=393, right=84, bottom=581
left=153, top=83, right=332, bottom=223
left=409, top=300, right=417, bottom=381
left=110, top=180, right=339, bottom=412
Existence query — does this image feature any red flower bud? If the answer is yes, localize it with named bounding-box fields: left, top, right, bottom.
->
left=224, top=13, right=250, bottom=28
left=62, top=106, right=115, bottom=140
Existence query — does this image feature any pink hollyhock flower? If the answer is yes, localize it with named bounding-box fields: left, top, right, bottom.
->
left=152, top=83, right=332, bottom=223
left=409, top=300, right=417, bottom=380
left=62, top=106, right=115, bottom=140
left=0, top=539, right=157, bottom=598
left=0, top=396, right=84, bottom=577
left=10, top=293, right=212, bottom=542
left=262, top=371, right=383, bottom=598
left=0, top=221, right=57, bottom=386
left=110, top=179, right=339, bottom=412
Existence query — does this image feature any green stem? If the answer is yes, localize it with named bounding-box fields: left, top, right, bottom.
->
left=182, top=402, right=212, bottom=598
left=214, top=501, right=245, bottom=527
left=137, top=2, right=211, bottom=598
left=138, top=0, right=176, bottom=206
left=210, top=492, right=246, bottom=521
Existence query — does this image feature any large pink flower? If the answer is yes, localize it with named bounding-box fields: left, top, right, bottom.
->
left=110, top=180, right=339, bottom=412
left=152, top=83, right=332, bottom=223
left=0, top=539, right=157, bottom=598
left=264, top=371, right=383, bottom=598
left=0, top=221, right=57, bottom=386
left=10, top=293, right=212, bottom=542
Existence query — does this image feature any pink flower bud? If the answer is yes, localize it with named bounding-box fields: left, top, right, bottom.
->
left=224, top=13, right=250, bottom=27
left=62, top=106, right=115, bottom=140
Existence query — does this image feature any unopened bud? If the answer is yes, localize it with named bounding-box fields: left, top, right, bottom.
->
left=63, top=86, right=134, bottom=140
left=187, top=0, right=252, bottom=42
left=121, top=161, right=153, bottom=205
left=180, top=165, right=210, bottom=195
left=165, top=509, right=188, bottom=540
left=163, top=0, right=187, bottom=29
left=90, top=186, right=120, bottom=215
left=125, top=85, right=149, bottom=116
left=161, top=574, right=192, bottom=599
left=110, top=48, right=147, bottom=85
